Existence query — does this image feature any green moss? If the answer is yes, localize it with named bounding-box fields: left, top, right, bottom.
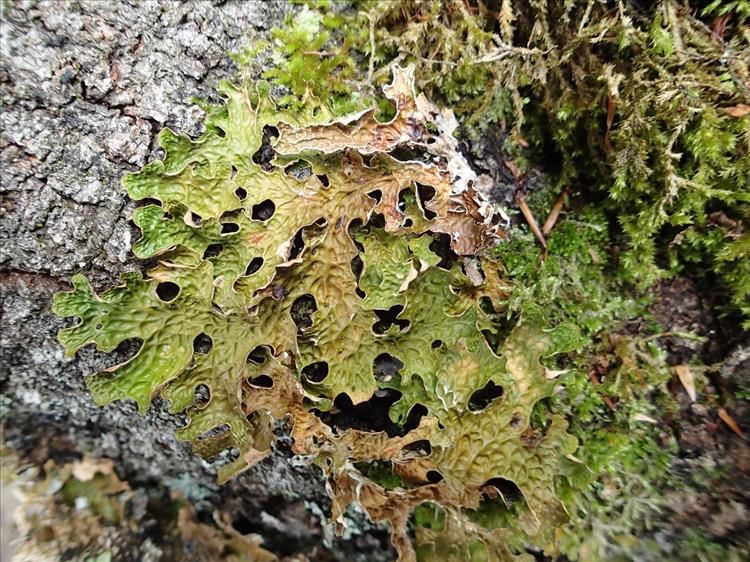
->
left=274, top=0, right=749, bottom=325
left=355, top=461, right=410, bottom=490
left=489, top=199, right=680, bottom=558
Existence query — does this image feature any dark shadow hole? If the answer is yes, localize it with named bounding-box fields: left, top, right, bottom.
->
left=231, top=514, right=254, bottom=535
left=230, top=165, right=238, bottom=180
left=429, top=233, right=457, bottom=270
left=251, top=125, right=278, bottom=172
left=483, top=316, right=519, bottom=353
left=215, top=127, right=226, bottom=138
left=302, top=361, right=329, bottom=383
left=314, top=389, right=403, bottom=436
left=196, top=423, right=230, bottom=441
left=351, top=255, right=363, bottom=281
left=403, top=439, right=432, bottom=456
left=202, top=243, right=223, bottom=259
left=113, top=338, right=143, bottom=361
left=485, top=477, right=523, bottom=503
left=468, top=380, right=504, bottom=412
left=284, top=160, right=312, bottom=181
left=291, top=294, right=317, bottom=331
left=189, top=212, right=202, bottom=226
left=368, top=213, right=386, bottom=229
left=390, top=145, right=425, bottom=162
left=286, top=229, right=306, bottom=261
left=314, top=217, right=327, bottom=226
left=248, top=374, right=273, bottom=388
left=356, top=288, right=366, bottom=299
left=251, top=199, right=275, bottom=221
left=245, top=257, right=264, bottom=276
left=403, top=403, right=428, bottom=433
left=431, top=339, right=443, bottom=349
left=367, top=189, right=383, bottom=203
left=426, top=470, right=444, bottom=483
left=193, top=383, right=210, bottom=408
left=235, top=187, right=247, bottom=200
left=418, top=184, right=436, bottom=218
left=156, top=281, right=180, bottom=302
left=373, top=305, right=409, bottom=334
left=348, top=219, right=365, bottom=251
left=373, top=353, right=404, bottom=382
left=403, top=218, right=413, bottom=228
left=478, top=297, right=498, bottom=320
left=221, top=222, right=240, bottom=234
left=193, top=333, right=213, bottom=355
left=317, top=174, right=329, bottom=187
left=269, top=284, right=288, bottom=300
left=246, top=346, right=268, bottom=365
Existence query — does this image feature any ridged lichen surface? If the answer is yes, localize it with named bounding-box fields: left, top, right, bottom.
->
left=54, top=67, right=581, bottom=561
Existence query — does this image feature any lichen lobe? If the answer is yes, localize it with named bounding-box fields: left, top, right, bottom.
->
left=54, top=65, right=576, bottom=561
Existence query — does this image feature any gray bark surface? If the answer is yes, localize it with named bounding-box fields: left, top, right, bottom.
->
left=0, top=1, right=392, bottom=560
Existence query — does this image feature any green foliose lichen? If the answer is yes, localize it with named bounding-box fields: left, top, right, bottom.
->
left=54, top=64, right=583, bottom=560
left=53, top=1, right=748, bottom=560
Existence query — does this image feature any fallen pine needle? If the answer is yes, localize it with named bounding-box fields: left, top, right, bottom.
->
left=545, top=367, right=569, bottom=379
left=516, top=192, right=546, bottom=248
left=542, top=191, right=566, bottom=235
left=603, top=395, right=616, bottom=411
left=674, top=365, right=697, bottom=402
left=643, top=331, right=707, bottom=343
left=504, top=160, right=522, bottom=180
left=513, top=135, right=530, bottom=148
left=718, top=407, right=746, bottom=439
